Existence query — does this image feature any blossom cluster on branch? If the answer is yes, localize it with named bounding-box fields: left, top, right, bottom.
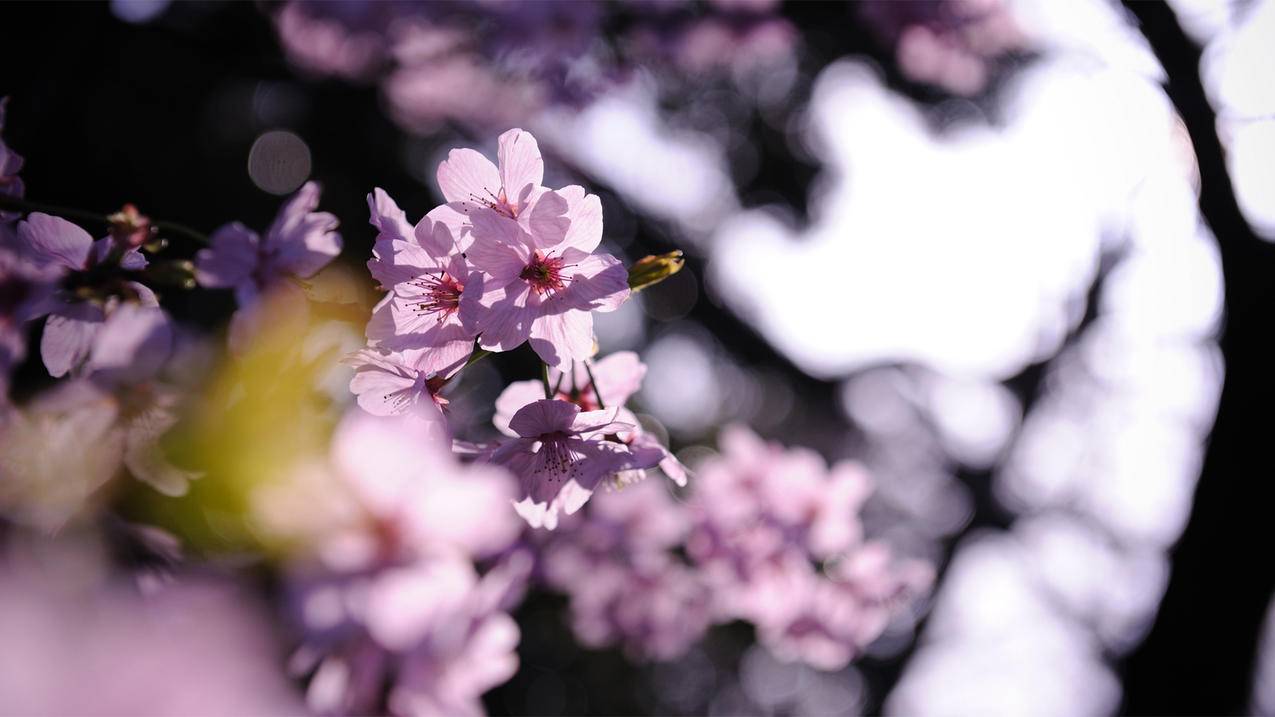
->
left=0, top=110, right=930, bottom=716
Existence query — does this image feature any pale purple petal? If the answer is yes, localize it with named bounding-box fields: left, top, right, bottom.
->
left=368, top=295, right=475, bottom=372
left=427, top=203, right=473, bottom=249
left=265, top=181, right=342, bottom=278
left=85, top=303, right=173, bottom=386
left=196, top=223, right=260, bottom=289
left=365, top=292, right=397, bottom=344
left=349, top=361, right=420, bottom=417
left=364, top=561, right=475, bottom=651
left=90, top=238, right=147, bottom=270
left=560, top=252, right=630, bottom=313
left=507, top=398, right=579, bottom=438
left=492, top=379, right=546, bottom=436
left=589, top=351, right=646, bottom=408
left=17, top=213, right=93, bottom=271
left=508, top=438, right=652, bottom=529
left=570, top=406, right=626, bottom=436
left=40, top=303, right=105, bottom=377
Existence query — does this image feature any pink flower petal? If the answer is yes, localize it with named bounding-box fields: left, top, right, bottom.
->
left=525, top=189, right=569, bottom=248
left=560, top=253, right=630, bottom=313
left=463, top=214, right=529, bottom=284
left=473, top=282, right=534, bottom=352
left=528, top=309, right=594, bottom=371
left=557, top=186, right=603, bottom=255
left=437, top=147, right=501, bottom=208
left=367, top=188, right=413, bottom=243
left=496, top=128, right=544, bottom=210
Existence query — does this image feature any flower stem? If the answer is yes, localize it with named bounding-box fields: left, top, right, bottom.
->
left=583, top=360, right=606, bottom=410
left=541, top=363, right=552, bottom=399
left=0, top=194, right=209, bottom=245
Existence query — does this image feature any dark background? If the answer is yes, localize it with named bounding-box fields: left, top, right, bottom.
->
left=1, top=1, right=1271, bottom=714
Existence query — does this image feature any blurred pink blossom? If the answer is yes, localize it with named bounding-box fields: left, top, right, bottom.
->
left=0, top=550, right=304, bottom=715
left=543, top=478, right=712, bottom=660
left=687, top=425, right=933, bottom=669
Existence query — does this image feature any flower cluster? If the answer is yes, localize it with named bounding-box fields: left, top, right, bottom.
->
left=537, top=423, right=931, bottom=671
left=0, top=107, right=933, bottom=717
left=857, top=0, right=1026, bottom=97
left=351, top=128, right=681, bottom=529
left=541, top=478, right=713, bottom=661
left=687, top=425, right=934, bottom=670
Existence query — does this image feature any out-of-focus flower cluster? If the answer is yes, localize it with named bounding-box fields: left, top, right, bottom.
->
left=541, top=425, right=932, bottom=669
left=271, top=0, right=796, bottom=131
left=857, top=0, right=1026, bottom=96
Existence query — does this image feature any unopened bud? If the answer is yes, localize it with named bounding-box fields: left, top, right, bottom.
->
left=627, top=250, right=685, bottom=292
left=108, top=203, right=155, bottom=250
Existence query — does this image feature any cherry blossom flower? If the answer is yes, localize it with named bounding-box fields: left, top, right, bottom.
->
left=461, top=184, right=630, bottom=369
left=437, top=128, right=568, bottom=242
left=493, top=351, right=687, bottom=486
left=195, top=181, right=341, bottom=351
left=364, top=188, right=476, bottom=375
left=486, top=398, right=663, bottom=529
left=14, top=212, right=152, bottom=377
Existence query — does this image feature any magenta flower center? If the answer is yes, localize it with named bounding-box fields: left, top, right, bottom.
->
left=410, top=271, right=464, bottom=319
left=520, top=251, right=567, bottom=295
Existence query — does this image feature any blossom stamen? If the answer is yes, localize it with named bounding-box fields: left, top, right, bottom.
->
left=472, top=187, right=519, bottom=219
left=520, top=250, right=570, bottom=296
left=409, top=270, right=464, bottom=321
